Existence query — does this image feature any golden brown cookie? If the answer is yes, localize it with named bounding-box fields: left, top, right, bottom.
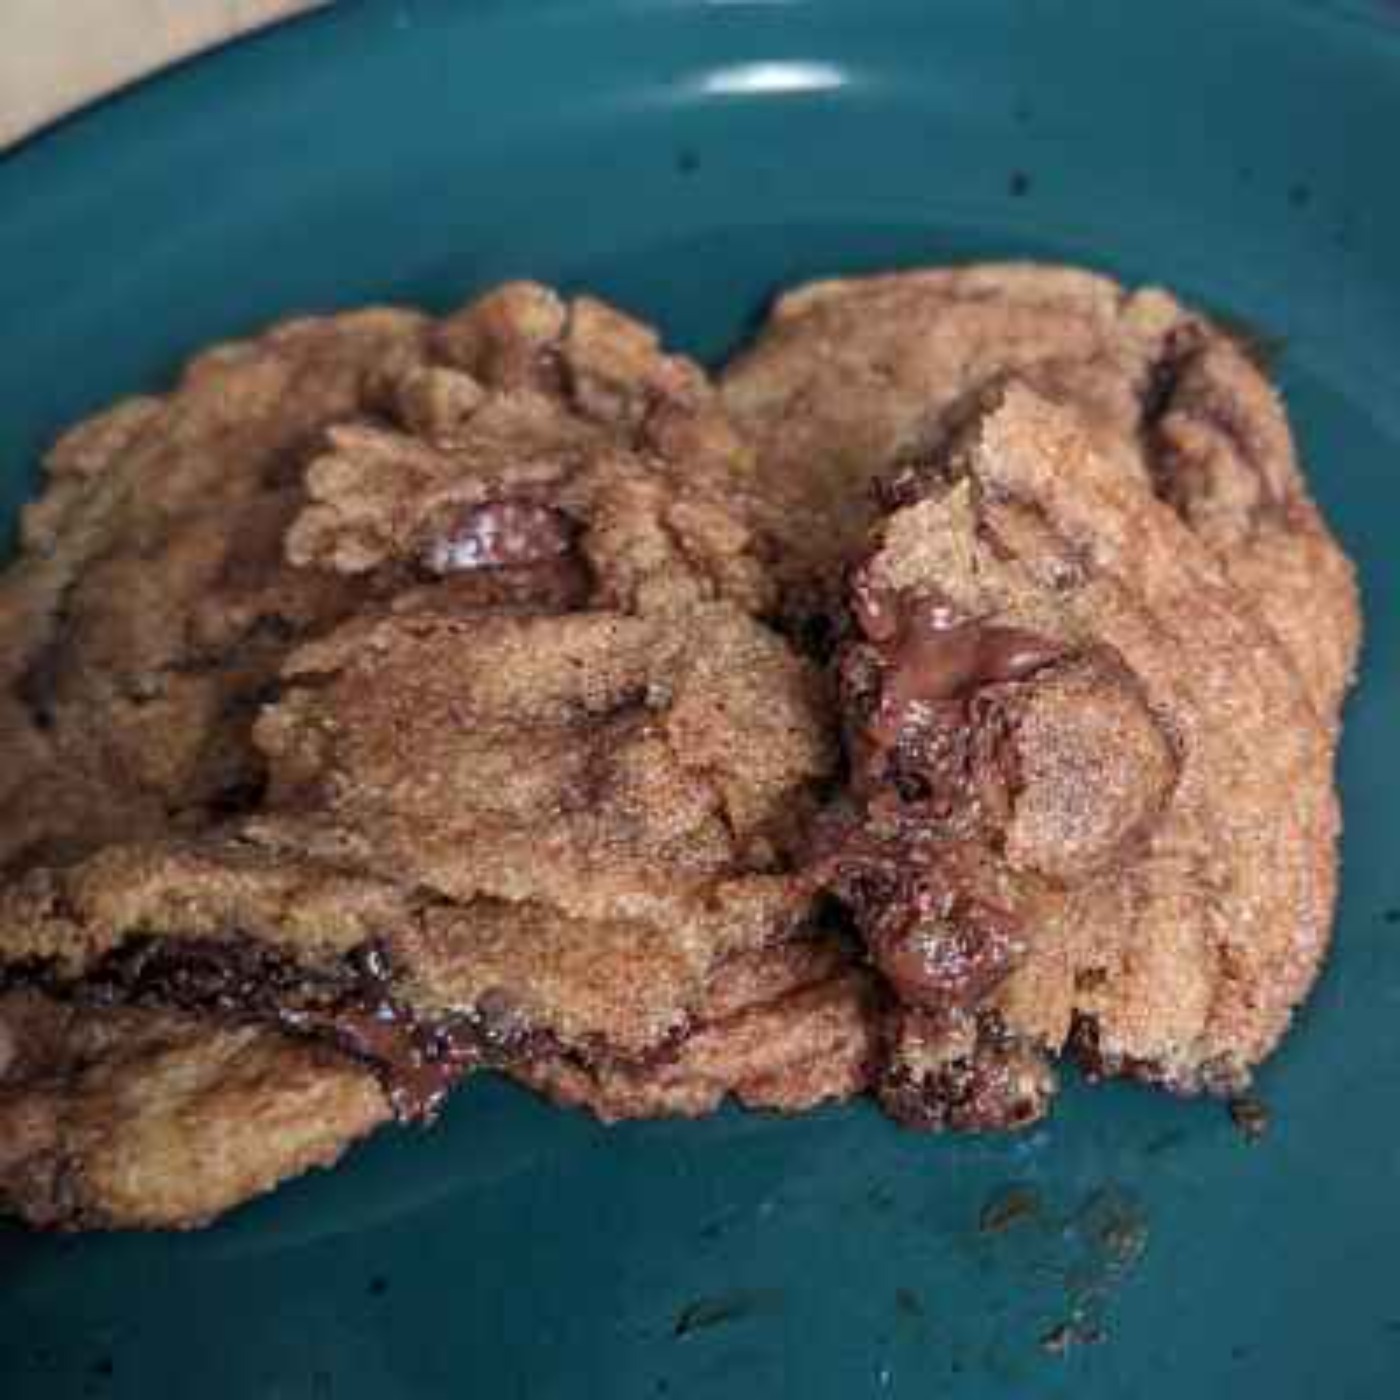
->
left=512, top=935, right=879, bottom=1121
left=0, top=988, right=388, bottom=1231
left=0, top=930, right=877, bottom=1230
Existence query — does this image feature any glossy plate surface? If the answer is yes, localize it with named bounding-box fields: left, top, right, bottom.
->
left=1, top=3, right=1398, bottom=1395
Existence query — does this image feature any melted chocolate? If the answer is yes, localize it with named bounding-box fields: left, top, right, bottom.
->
left=852, top=578, right=1062, bottom=757
left=424, top=500, right=578, bottom=574
left=9, top=935, right=481, bottom=1122
left=813, top=820, right=1024, bottom=1012
left=817, top=572, right=1062, bottom=1018
left=870, top=883, right=1023, bottom=1009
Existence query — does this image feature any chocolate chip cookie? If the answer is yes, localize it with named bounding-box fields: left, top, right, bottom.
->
left=0, top=265, right=1359, bottom=1227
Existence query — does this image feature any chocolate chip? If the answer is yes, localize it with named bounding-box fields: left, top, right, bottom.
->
left=423, top=501, right=577, bottom=575
left=14, top=637, right=64, bottom=731
left=204, top=775, right=270, bottom=819
left=871, top=893, right=1023, bottom=1009
left=879, top=1022, right=1054, bottom=1133
left=844, top=578, right=1062, bottom=795
left=12, top=934, right=480, bottom=1124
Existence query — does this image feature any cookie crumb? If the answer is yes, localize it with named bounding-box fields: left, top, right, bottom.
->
left=895, top=1286, right=924, bottom=1319
left=1228, top=1095, right=1270, bottom=1142
left=674, top=1289, right=782, bottom=1337
left=978, top=1184, right=1041, bottom=1234
left=1040, top=1320, right=1103, bottom=1355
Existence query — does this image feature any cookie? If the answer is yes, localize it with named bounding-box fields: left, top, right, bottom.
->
left=0, top=266, right=1360, bottom=1226
left=722, top=263, right=1359, bottom=725
left=0, top=988, right=388, bottom=1230
left=0, top=283, right=848, bottom=1228
left=816, top=385, right=1340, bottom=1127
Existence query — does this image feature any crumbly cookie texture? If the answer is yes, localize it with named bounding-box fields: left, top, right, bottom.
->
left=816, top=385, right=1341, bottom=1129
left=0, top=281, right=865, bottom=1230
left=515, top=937, right=879, bottom=1122
left=721, top=262, right=1359, bottom=725
left=0, top=988, right=389, bottom=1231
left=0, top=308, right=428, bottom=874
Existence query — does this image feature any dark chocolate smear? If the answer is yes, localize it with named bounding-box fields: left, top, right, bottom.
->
left=851, top=579, right=1062, bottom=761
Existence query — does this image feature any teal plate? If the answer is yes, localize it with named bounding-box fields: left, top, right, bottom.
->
left=2, top=2, right=1399, bottom=1395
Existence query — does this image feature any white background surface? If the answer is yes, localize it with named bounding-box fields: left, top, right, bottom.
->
left=0, top=0, right=322, bottom=149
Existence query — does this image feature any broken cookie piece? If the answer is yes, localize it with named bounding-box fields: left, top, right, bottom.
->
left=816, top=385, right=1341, bottom=1127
